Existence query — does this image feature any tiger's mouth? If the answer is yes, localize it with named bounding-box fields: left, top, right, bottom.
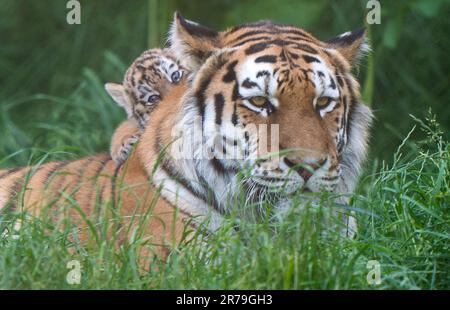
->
left=248, top=175, right=304, bottom=195
left=248, top=170, right=339, bottom=196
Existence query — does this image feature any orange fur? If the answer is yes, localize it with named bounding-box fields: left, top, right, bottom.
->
left=110, top=119, right=140, bottom=163
left=0, top=14, right=373, bottom=262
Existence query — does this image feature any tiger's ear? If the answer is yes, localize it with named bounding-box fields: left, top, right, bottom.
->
left=105, top=83, right=133, bottom=118
left=168, top=12, right=219, bottom=72
left=326, top=27, right=370, bottom=66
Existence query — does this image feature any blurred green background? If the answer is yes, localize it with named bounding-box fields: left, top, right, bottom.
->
left=0, top=0, right=449, bottom=167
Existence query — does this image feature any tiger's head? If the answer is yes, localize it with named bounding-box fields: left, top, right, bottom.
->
left=167, top=13, right=373, bottom=202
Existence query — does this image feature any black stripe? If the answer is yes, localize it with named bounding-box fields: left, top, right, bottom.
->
left=229, top=28, right=313, bottom=46
left=225, top=21, right=275, bottom=36
left=195, top=57, right=228, bottom=126
left=323, top=49, right=347, bottom=73
left=344, top=76, right=357, bottom=141
left=231, top=36, right=272, bottom=48
left=341, top=95, right=348, bottom=139
left=284, top=35, right=316, bottom=44
left=0, top=167, right=23, bottom=181
left=160, top=160, right=194, bottom=195
left=195, top=74, right=213, bottom=126
left=71, top=157, right=100, bottom=206
left=336, top=74, right=344, bottom=87
left=302, top=55, right=320, bottom=63
left=70, top=157, right=94, bottom=193
left=92, top=156, right=112, bottom=222
left=231, top=82, right=239, bottom=125
left=329, top=76, right=337, bottom=89
left=255, top=55, right=277, bottom=63
left=239, top=103, right=258, bottom=113
left=256, top=70, right=270, bottom=78
left=273, top=27, right=316, bottom=40
left=245, top=42, right=269, bottom=55
left=7, top=162, right=46, bottom=212
left=270, top=39, right=294, bottom=47
left=130, top=68, right=136, bottom=87
left=92, top=155, right=111, bottom=180
left=342, top=96, right=349, bottom=150
left=292, top=43, right=319, bottom=54
left=160, top=151, right=215, bottom=209
left=241, top=78, right=259, bottom=89
left=229, top=30, right=271, bottom=45
left=20, top=160, right=74, bottom=214
left=245, top=40, right=319, bottom=56
left=104, top=159, right=123, bottom=237
left=214, top=93, right=225, bottom=125
left=161, top=159, right=224, bottom=213
left=346, top=98, right=357, bottom=143
left=44, top=159, right=85, bottom=205
left=154, top=132, right=224, bottom=214
left=195, top=170, right=225, bottom=214
left=3, top=177, right=24, bottom=214
left=43, top=160, right=71, bottom=189
left=288, top=51, right=300, bottom=60
left=50, top=159, right=83, bottom=200
left=110, top=161, right=123, bottom=212
left=222, top=60, right=238, bottom=83
left=221, top=60, right=240, bottom=127
left=225, top=21, right=315, bottom=39
left=279, top=50, right=288, bottom=62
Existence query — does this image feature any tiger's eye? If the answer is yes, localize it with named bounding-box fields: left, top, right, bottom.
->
left=249, top=96, right=268, bottom=107
left=316, top=97, right=333, bottom=108
left=171, top=70, right=182, bottom=83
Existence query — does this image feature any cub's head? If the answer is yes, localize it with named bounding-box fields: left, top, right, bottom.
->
left=105, top=48, right=186, bottom=128
left=169, top=13, right=373, bottom=196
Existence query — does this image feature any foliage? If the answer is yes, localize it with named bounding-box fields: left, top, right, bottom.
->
left=0, top=114, right=448, bottom=289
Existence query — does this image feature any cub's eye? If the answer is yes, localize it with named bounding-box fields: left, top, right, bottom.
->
left=248, top=96, right=269, bottom=107
left=147, top=94, right=161, bottom=104
left=171, top=70, right=182, bottom=83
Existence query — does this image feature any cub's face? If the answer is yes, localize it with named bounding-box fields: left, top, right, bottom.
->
left=124, top=50, right=186, bottom=126
left=106, top=49, right=186, bottom=127
left=170, top=15, right=373, bottom=196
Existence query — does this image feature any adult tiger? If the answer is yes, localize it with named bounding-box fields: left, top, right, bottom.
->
left=0, top=13, right=373, bottom=255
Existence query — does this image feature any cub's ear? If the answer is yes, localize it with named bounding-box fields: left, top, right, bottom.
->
left=168, top=12, right=219, bottom=72
left=105, top=83, right=133, bottom=118
left=326, top=27, right=370, bottom=66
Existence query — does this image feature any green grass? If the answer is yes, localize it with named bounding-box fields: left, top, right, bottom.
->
left=0, top=109, right=448, bottom=289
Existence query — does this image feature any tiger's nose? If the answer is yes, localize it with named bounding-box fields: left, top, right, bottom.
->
left=283, top=157, right=327, bottom=182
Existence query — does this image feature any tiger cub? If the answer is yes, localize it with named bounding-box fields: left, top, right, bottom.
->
left=105, top=48, right=185, bottom=163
